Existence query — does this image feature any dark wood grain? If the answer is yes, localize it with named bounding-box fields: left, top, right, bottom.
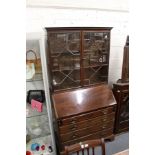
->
left=60, top=121, right=114, bottom=142
left=59, top=113, right=115, bottom=134
left=52, top=84, right=116, bottom=118
left=52, top=84, right=116, bottom=151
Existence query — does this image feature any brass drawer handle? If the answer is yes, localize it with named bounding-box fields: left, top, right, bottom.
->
left=102, top=111, right=107, bottom=115
left=102, top=126, right=106, bottom=129
left=71, top=121, right=76, bottom=124
left=102, top=118, right=107, bottom=121
left=71, top=118, right=76, bottom=121
left=71, top=127, right=75, bottom=131
left=71, top=126, right=77, bottom=130
left=72, top=134, right=77, bottom=138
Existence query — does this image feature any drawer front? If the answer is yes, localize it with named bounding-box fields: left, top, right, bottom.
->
left=62, top=128, right=113, bottom=147
left=60, top=120, right=114, bottom=142
left=59, top=112, right=115, bottom=134
left=59, top=106, right=116, bottom=126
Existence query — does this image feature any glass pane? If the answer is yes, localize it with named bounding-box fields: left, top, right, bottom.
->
left=83, top=66, right=108, bottom=85
left=83, top=54, right=108, bottom=67
left=49, top=32, right=80, bottom=54
left=49, top=32, right=81, bottom=91
left=49, top=32, right=80, bottom=71
left=52, top=69, right=80, bottom=91
left=83, top=31, right=109, bottom=67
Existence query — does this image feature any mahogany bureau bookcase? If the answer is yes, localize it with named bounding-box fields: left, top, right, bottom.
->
left=45, top=27, right=117, bottom=152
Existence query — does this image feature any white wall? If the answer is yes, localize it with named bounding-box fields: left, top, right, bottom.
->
left=26, top=2, right=129, bottom=86
left=26, top=0, right=129, bottom=11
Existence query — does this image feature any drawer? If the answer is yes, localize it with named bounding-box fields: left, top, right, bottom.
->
left=58, top=106, right=116, bottom=126
left=59, top=112, right=115, bottom=134
left=62, top=128, right=113, bottom=147
left=60, top=120, right=114, bottom=142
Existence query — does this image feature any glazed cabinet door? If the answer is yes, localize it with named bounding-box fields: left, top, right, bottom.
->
left=82, top=31, right=110, bottom=86
left=46, top=28, right=112, bottom=92
left=48, top=31, right=81, bottom=91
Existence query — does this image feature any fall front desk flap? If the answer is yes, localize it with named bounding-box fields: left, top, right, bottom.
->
left=52, top=84, right=116, bottom=118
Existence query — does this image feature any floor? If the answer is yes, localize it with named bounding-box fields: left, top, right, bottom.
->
left=71, top=132, right=129, bottom=155
left=105, top=132, right=129, bottom=155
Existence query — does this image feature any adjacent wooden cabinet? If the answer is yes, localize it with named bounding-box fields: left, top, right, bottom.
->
left=46, top=27, right=112, bottom=92
left=113, top=36, right=129, bottom=134
left=113, top=83, right=129, bottom=133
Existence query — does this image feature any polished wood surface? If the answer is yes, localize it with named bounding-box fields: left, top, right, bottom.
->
left=64, top=138, right=105, bottom=155
left=59, top=113, right=115, bottom=134
left=60, top=121, right=114, bottom=142
left=52, top=84, right=116, bottom=151
left=113, top=149, right=129, bottom=155
left=59, top=108, right=114, bottom=126
left=52, top=84, right=116, bottom=118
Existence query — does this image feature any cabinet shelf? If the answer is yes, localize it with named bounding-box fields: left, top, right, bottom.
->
left=83, top=64, right=108, bottom=68
left=83, top=50, right=108, bottom=54
left=50, top=50, right=80, bottom=57
left=27, top=132, right=51, bottom=141
left=26, top=103, right=47, bottom=118
left=52, top=64, right=108, bottom=72
left=26, top=34, right=56, bottom=155
left=26, top=134, right=54, bottom=155
left=26, top=73, right=43, bottom=82
left=52, top=67, right=80, bottom=72
left=27, top=114, right=51, bottom=140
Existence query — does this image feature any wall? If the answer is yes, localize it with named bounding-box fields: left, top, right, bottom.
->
left=26, top=1, right=129, bottom=85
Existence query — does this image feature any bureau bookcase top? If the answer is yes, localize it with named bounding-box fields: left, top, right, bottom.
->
left=46, top=27, right=112, bottom=92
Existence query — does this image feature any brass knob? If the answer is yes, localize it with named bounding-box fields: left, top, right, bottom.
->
left=71, top=121, right=76, bottom=124
left=72, top=134, right=77, bottom=138
left=71, top=126, right=77, bottom=131
left=102, top=110, right=107, bottom=114
left=102, top=118, right=106, bottom=121
left=102, top=126, right=106, bottom=129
